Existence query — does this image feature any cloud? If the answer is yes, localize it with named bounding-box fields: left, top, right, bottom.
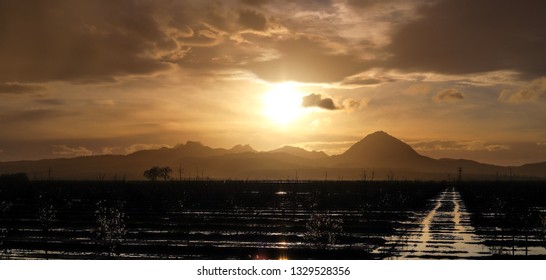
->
left=341, top=98, right=368, bottom=112
left=499, top=89, right=541, bottom=103
left=2, top=0, right=543, bottom=87
left=0, top=83, right=45, bottom=94
left=434, top=88, right=464, bottom=103
left=385, top=0, right=546, bottom=78
left=238, top=10, right=268, bottom=31
left=124, top=143, right=170, bottom=154
left=53, top=145, right=93, bottom=157
left=247, top=36, right=371, bottom=83
left=294, top=140, right=357, bottom=155
left=409, top=140, right=510, bottom=152
left=240, top=0, right=269, bottom=7
left=0, top=108, right=72, bottom=123
left=0, top=0, right=175, bottom=84
left=498, top=78, right=546, bottom=103
left=341, top=73, right=394, bottom=87
left=101, top=146, right=118, bottom=155
left=302, top=93, right=339, bottom=110
left=346, top=0, right=398, bottom=9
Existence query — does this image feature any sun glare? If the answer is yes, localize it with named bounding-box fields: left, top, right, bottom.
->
left=262, top=83, right=304, bottom=125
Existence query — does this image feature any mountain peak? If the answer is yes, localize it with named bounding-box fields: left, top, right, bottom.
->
left=364, top=130, right=393, bottom=140
left=269, top=145, right=328, bottom=159
left=337, top=131, right=429, bottom=168
left=349, top=131, right=415, bottom=153
left=229, top=144, right=256, bottom=154
left=185, top=140, right=204, bottom=147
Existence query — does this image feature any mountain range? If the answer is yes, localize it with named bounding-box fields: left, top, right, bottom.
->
left=0, top=131, right=545, bottom=180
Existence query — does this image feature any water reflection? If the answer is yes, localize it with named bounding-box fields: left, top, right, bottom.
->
left=383, top=187, right=491, bottom=259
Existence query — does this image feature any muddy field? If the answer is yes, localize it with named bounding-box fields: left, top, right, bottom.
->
left=0, top=179, right=544, bottom=259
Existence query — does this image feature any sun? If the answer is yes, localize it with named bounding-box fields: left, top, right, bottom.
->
left=262, top=83, right=304, bottom=125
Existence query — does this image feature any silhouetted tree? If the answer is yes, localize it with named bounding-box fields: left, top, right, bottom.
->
left=143, top=166, right=172, bottom=181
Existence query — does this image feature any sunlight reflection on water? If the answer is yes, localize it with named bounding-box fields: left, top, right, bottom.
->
left=379, top=187, right=492, bottom=259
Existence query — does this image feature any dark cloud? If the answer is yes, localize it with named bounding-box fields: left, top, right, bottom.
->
left=386, top=0, right=546, bottom=78
left=248, top=36, right=371, bottom=83
left=289, top=0, right=334, bottom=10
left=434, top=88, right=464, bottom=103
left=239, top=10, right=268, bottom=31
left=341, top=75, right=394, bottom=86
left=302, top=93, right=339, bottom=110
left=0, top=83, right=45, bottom=94
left=0, top=108, right=73, bottom=123
left=343, top=78, right=382, bottom=86
left=346, top=0, right=389, bottom=9
left=0, top=0, right=174, bottom=84
left=240, top=0, right=269, bottom=6
left=0, top=0, right=366, bottom=85
left=177, top=37, right=259, bottom=71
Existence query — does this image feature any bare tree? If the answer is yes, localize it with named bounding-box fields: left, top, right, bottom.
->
left=94, top=200, right=127, bottom=257
left=304, top=213, right=343, bottom=250
left=37, top=194, right=56, bottom=259
left=0, top=200, right=13, bottom=257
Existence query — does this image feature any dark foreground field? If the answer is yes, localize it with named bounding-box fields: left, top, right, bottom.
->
left=0, top=178, right=545, bottom=259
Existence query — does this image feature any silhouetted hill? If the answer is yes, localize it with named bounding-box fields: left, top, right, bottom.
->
left=229, top=144, right=257, bottom=154
left=332, top=131, right=436, bottom=169
left=514, top=162, right=546, bottom=178
left=0, top=131, right=545, bottom=180
left=268, top=146, right=328, bottom=159
left=436, top=158, right=511, bottom=180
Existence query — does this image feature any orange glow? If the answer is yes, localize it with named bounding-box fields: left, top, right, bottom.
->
left=262, top=83, right=305, bottom=125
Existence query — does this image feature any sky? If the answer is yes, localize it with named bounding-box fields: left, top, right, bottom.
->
left=1, top=0, right=546, bottom=166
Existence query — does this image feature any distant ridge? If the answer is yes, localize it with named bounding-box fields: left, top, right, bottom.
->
left=1, top=131, right=545, bottom=180
left=268, top=146, right=328, bottom=159
left=229, top=144, right=257, bottom=154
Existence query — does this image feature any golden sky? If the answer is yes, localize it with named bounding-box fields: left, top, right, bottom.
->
left=1, top=0, right=546, bottom=165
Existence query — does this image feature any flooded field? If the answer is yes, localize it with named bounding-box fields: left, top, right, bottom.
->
left=378, top=188, right=491, bottom=259
left=0, top=180, right=544, bottom=259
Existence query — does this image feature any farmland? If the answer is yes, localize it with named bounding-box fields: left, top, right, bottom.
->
left=0, top=179, right=544, bottom=259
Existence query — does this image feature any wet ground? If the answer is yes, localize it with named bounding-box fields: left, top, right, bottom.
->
left=1, top=181, right=545, bottom=259
left=378, top=187, right=492, bottom=259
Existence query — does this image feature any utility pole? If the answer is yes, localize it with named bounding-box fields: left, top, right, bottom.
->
left=458, top=167, right=462, bottom=183
left=178, top=160, right=182, bottom=181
